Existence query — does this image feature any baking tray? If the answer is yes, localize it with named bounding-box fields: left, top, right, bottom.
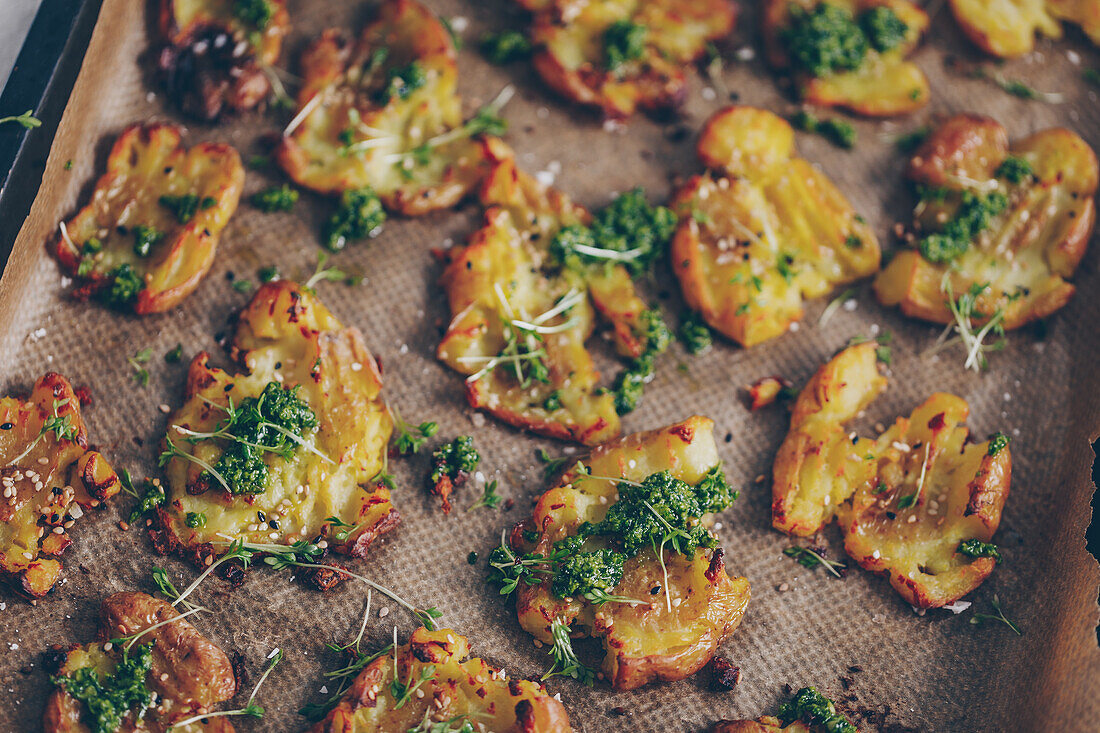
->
left=0, top=1, right=1099, bottom=731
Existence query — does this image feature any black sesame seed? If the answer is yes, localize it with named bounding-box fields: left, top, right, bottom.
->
left=0, top=423, right=12, bottom=430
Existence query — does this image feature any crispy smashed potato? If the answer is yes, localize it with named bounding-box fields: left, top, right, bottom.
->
left=158, top=0, right=290, bottom=119
left=520, top=0, right=737, bottom=119
left=874, top=114, right=1098, bottom=329
left=438, top=139, right=659, bottom=445
left=43, top=591, right=236, bottom=732
left=276, top=0, right=487, bottom=213
left=772, top=343, right=1011, bottom=607
left=157, top=280, right=397, bottom=560
left=0, top=373, right=120, bottom=598
left=671, top=107, right=879, bottom=347
left=512, top=417, right=750, bottom=689
left=949, top=0, right=1100, bottom=58
left=763, top=0, right=930, bottom=116
left=53, top=123, right=244, bottom=315
left=307, top=627, right=572, bottom=732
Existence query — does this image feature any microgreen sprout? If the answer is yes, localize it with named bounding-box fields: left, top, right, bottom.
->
left=0, top=110, right=41, bottom=129
left=542, top=618, right=594, bottom=685
left=168, top=649, right=283, bottom=729
left=969, top=594, right=1022, bottom=635
left=5, top=398, right=77, bottom=467
left=783, top=546, right=846, bottom=578
left=928, top=278, right=1007, bottom=372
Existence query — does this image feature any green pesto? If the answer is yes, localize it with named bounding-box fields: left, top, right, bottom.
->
left=251, top=184, right=299, bottom=212
left=776, top=687, right=857, bottom=733
left=860, top=5, right=908, bottom=52
left=234, top=0, right=274, bottom=30
left=131, top=225, right=163, bottom=258
left=100, top=264, right=144, bottom=308
left=54, top=644, right=154, bottom=733
left=995, top=156, right=1032, bottom=184
left=324, top=187, right=387, bottom=252
left=480, top=30, right=533, bottom=65
left=430, top=436, right=480, bottom=485
left=603, top=20, right=647, bottom=72
left=918, top=190, right=1008, bottom=263
left=678, top=311, right=713, bottom=354
left=987, top=431, right=1010, bottom=456
left=377, top=61, right=427, bottom=105
left=782, top=4, right=868, bottom=77
left=158, top=193, right=216, bottom=224
left=957, top=539, right=1001, bottom=562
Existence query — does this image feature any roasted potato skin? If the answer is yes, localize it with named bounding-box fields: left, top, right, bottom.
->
left=276, top=0, right=487, bottom=213
left=523, top=0, right=737, bottom=119
left=874, top=114, right=1098, bottom=329
left=158, top=0, right=290, bottom=119
left=512, top=417, right=750, bottom=690
left=948, top=0, right=1100, bottom=58
left=53, top=123, right=244, bottom=315
left=0, top=373, right=121, bottom=598
left=763, top=0, right=930, bottom=116
left=772, top=343, right=886, bottom=537
left=439, top=139, right=661, bottom=445
left=672, top=107, right=879, bottom=347
left=307, top=627, right=572, bottom=732
left=43, top=592, right=236, bottom=733
left=157, top=281, right=397, bottom=562
left=772, top=344, right=1011, bottom=607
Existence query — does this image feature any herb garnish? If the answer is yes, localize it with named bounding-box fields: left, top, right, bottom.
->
left=233, top=0, right=274, bottom=30
left=299, top=603, right=393, bottom=721
left=54, top=643, right=154, bottom=733
left=158, top=193, right=216, bottom=224
left=430, top=436, right=480, bottom=487
left=232, top=279, right=254, bottom=294
left=323, top=187, right=386, bottom=252
left=604, top=20, right=647, bottom=72
left=917, top=189, right=1008, bottom=264
left=612, top=309, right=672, bottom=414
left=161, top=382, right=322, bottom=495
left=480, top=30, right=533, bottom=64
left=678, top=311, right=713, bottom=354
left=468, top=479, right=502, bottom=511
left=118, top=470, right=165, bottom=524
left=895, top=126, right=930, bottom=152
left=165, top=343, right=183, bottom=363
left=304, top=252, right=360, bottom=293
left=4, top=397, right=76, bottom=467
left=783, top=546, right=846, bottom=578
left=930, top=279, right=1007, bottom=372
left=995, top=156, right=1032, bottom=184
left=543, top=618, right=595, bottom=685
left=782, top=4, right=867, bottom=77
left=957, top=539, right=1001, bottom=562
left=389, top=627, right=436, bottom=709
left=251, top=184, right=299, bottom=212
left=100, top=264, right=144, bottom=308
left=128, top=348, right=153, bottom=387
left=776, top=687, right=857, bottom=733
left=376, top=61, right=427, bottom=105
left=390, top=408, right=438, bottom=455
left=860, top=5, right=908, bottom=52
left=185, top=511, right=207, bottom=528
left=987, top=431, right=1010, bottom=456
left=131, top=225, right=163, bottom=257
left=969, top=594, right=1022, bottom=635
left=535, top=448, right=570, bottom=480
left=789, top=110, right=856, bottom=149
left=0, top=110, right=41, bottom=129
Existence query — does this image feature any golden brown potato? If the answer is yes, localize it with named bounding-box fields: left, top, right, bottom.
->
left=438, top=139, right=661, bottom=445
left=772, top=344, right=1012, bottom=608
left=158, top=0, right=289, bottom=119
left=874, top=114, right=1098, bottom=330
left=511, top=416, right=750, bottom=690
left=276, top=0, right=488, bottom=214
left=671, top=107, right=880, bottom=347
left=0, top=373, right=120, bottom=598
left=307, top=626, right=572, bottom=732
left=157, top=280, right=397, bottom=560
left=763, top=0, right=930, bottom=116
left=53, top=124, right=244, bottom=315
left=520, top=0, right=737, bottom=119
left=949, top=0, right=1100, bottom=58
left=43, top=591, right=236, bottom=732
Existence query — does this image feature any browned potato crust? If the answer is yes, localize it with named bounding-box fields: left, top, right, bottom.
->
left=772, top=344, right=1012, bottom=608
left=52, top=123, right=244, bottom=315
left=949, top=0, right=1100, bottom=58
left=512, top=417, right=750, bottom=689
left=276, top=0, right=488, bottom=213
left=521, top=0, right=737, bottom=119
left=763, top=0, right=930, bottom=116
left=438, top=139, right=660, bottom=445
left=307, top=627, right=572, bottom=732
left=157, top=281, right=397, bottom=563
left=671, top=107, right=879, bottom=347
left=158, top=0, right=290, bottom=119
left=874, top=114, right=1098, bottom=330
left=43, top=592, right=236, bottom=732
left=0, top=373, right=120, bottom=598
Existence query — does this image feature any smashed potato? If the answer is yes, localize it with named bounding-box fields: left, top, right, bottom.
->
left=772, top=344, right=1011, bottom=607
left=307, top=627, right=572, bottom=732
left=763, top=0, right=930, bottom=116
left=276, top=0, right=487, bottom=214
left=158, top=0, right=290, bottom=119
left=43, top=591, right=237, bottom=732
left=949, top=0, right=1100, bottom=58
left=520, top=0, right=737, bottom=119
left=511, top=416, right=750, bottom=689
left=0, top=373, right=120, bottom=598
left=438, top=139, right=661, bottom=445
left=874, top=114, right=1098, bottom=330
left=53, top=123, right=244, bottom=315
left=671, top=107, right=879, bottom=347
left=156, top=280, right=397, bottom=561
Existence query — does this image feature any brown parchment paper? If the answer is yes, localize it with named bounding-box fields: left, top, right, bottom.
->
left=0, top=1, right=1098, bottom=731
